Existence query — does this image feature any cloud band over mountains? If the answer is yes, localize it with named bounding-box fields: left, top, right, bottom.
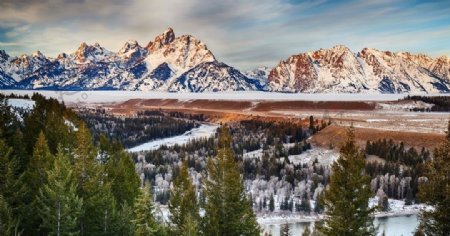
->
left=1, top=0, right=450, bottom=70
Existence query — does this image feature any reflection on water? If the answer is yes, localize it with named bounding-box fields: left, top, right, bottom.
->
left=261, top=215, right=419, bottom=236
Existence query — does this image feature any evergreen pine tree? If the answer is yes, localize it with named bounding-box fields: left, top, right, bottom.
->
left=168, top=161, right=200, bottom=235
left=0, top=139, right=23, bottom=235
left=20, top=132, right=54, bottom=234
left=280, top=223, right=291, bottom=236
left=314, top=191, right=324, bottom=214
left=114, top=203, right=135, bottom=236
left=317, top=127, right=376, bottom=236
left=299, top=193, right=311, bottom=214
left=0, top=194, right=20, bottom=236
left=417, top=121, right=450, bottom=235
left=202, top=127, right=261, bottom=236
left=302, top=227, right=312, bottom=236
left=269, top=194, right=275, bottom=212
left=73, top=123, right=114, bottom=235
left=37, top=147, right=83, bottom=236
left=132, top=185, right=159, bottom=236
left=378, top=195, right=390, bottom=212
left=102, top=137, right=140, bottom=206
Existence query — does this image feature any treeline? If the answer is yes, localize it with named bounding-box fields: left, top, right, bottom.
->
left=365, top=139, right=430, bottom=201
left=79, top=109, right=200, bottom=148
left=403, top=95, right=450, bottom=112
left=0, top=93, right=31, bottom=99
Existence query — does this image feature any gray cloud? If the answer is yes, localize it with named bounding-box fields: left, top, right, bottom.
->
left=0, top=0, right=449, bottom=70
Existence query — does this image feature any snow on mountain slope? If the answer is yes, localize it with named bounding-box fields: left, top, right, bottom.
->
left=269, top=46, right=450, bottom=93
left=1, top=28, right=450, bottom=93
left=244, top=66, right=270, bottom=90
left=168, top=61, right=262, bottom=92
left=0, top=28, right=250, bottom=92
left=142, top=28, right=216, bottom=91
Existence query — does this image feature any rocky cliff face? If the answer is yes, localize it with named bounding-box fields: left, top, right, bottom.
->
left=269, top=46, right=450, bottom=93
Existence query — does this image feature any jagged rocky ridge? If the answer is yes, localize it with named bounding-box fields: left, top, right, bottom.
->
left=0, top=28, right=262, bottom=92
left=269, top=45, right=450, bottom=93
left=1, top=29, right=449, bottom=93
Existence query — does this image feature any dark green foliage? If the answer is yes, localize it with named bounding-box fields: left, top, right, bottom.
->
left=269, top=194, right=275, bottom=212
left=37, top=147, right=83, bottom=236
left=79, top=109, right=199, bottom=148
left=168, top=161, right=200, bottom=236
left=317, top=128, right=376, bottom=236
left=20, top=132, right=54, bottom=235
left=0, top=94, right=142, bottom=236
left=133, top=185, right=159, bottom=236
left=202, top=127, right=261, bottom=236
left=365, top=138, right=429, bottom=201
left=417, top=121, right=450, bottom=235
left=403, top=95, right=450, bottom=112
left=378, top=195, right=390, bottom=212
left=101, top=135, right=140, bottom=206
left=301, top=227, right=312, bottom=236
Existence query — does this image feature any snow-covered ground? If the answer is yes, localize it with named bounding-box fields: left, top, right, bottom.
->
left=3, top=90, right=447, bottom=104
left=6, top=98, right=35, bottom=110
left=127, top=124, right=219, bottom=152
left=288, top=147, right=339, bottom=166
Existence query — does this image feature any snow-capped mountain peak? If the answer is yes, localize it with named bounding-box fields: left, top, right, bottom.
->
left=118, top=40, right=146, bottom=63
left=269, top=45, right=450, bottom=93
left=142, top=28, right=216, bottom=88
left=73, top=42, right=112, bottom=63
left=147, top=27, right=176, bottom=52
left=1, top=34, right=449, bottom=93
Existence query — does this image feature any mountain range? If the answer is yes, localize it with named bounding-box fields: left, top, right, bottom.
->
left=1, top=28, right=449, bottom=93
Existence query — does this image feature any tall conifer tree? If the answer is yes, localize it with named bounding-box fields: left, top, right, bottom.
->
left=133, top=184, right=159, bottom=236
left=37, top=147, right=83, bottom=236
left=202, top=127, right=260, bottom=236
left=418, top=121, right=450, bottom=235
left=317, top=127, right=376, bottom=236
left=21, top=132, right=54, bottom=235
left=169, top=161, right=200, bottom=235
left=73, top=123, right=113, bottom=235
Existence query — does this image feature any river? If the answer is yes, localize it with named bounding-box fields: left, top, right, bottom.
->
left=261, top=214, right=419, bottom=236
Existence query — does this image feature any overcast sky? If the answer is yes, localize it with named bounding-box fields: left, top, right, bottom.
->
left=1, top=0, right=449, bottom=70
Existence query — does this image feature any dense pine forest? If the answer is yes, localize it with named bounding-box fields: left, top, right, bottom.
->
left=78, top=108, right=205, bottom=148
left=403, top=95, right=450, bottom=112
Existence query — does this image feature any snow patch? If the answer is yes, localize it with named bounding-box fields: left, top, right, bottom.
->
left=128, top=124, right=218, bottom=152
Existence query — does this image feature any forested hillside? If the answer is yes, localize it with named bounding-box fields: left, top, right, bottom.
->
left=0, top=94, right=261, bottom=235
left=0, top=94, right=142, bottom=235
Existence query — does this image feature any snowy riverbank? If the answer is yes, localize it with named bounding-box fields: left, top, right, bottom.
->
left=127, top=123, right=219, bottom=152
left=257, top=198, right=428, bottom=225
